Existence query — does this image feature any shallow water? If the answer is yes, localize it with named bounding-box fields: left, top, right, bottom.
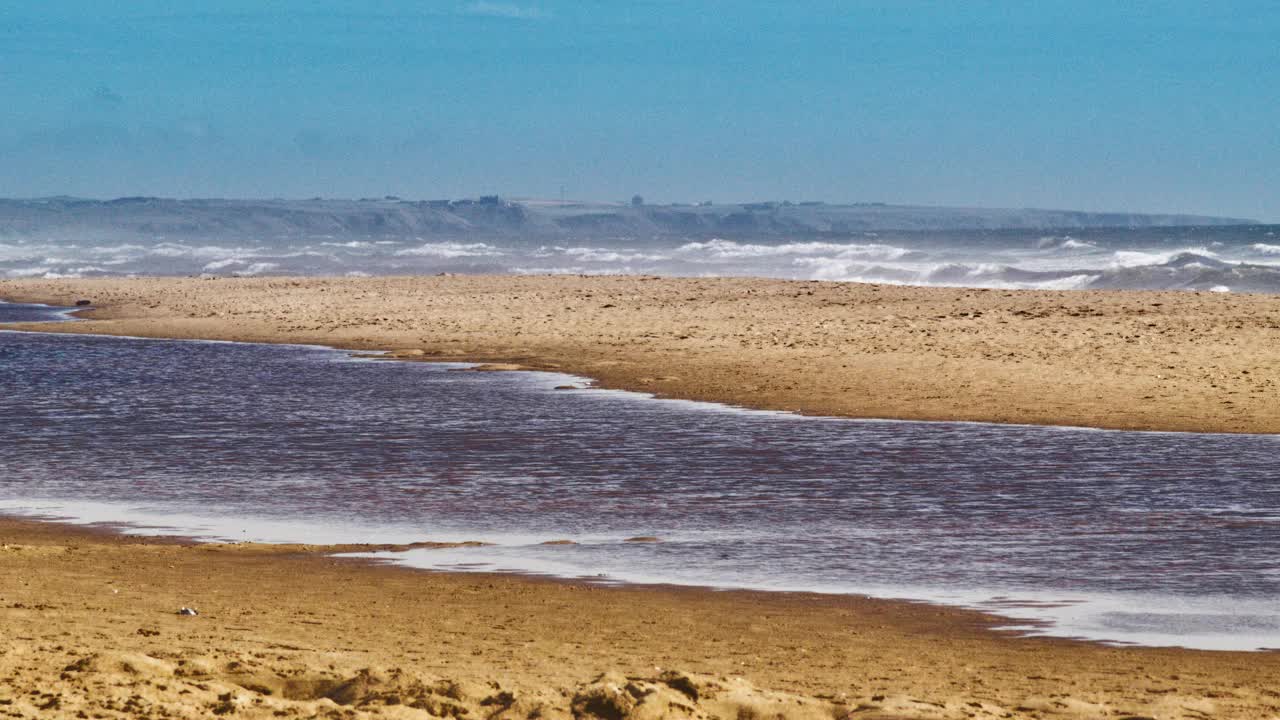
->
left=2, top=301, right=1278, bottom=650
left=0, top=301, right=79, bottom=323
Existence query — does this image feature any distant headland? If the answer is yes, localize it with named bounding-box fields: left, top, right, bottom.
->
left=0, top=196, right=1257, bottom=242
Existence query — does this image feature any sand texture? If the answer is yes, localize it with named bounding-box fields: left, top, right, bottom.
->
left=3, top=518, right=1280, bottom=719
left=3, top=274, right=1279, bottom=433
left=4, top=275, right=1280, bottom=718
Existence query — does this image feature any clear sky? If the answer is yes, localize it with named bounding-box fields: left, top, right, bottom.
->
left=2, top=1, right=1277, bottom=219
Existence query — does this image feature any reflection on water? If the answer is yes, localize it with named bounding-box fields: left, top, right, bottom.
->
left=1, top=301, right=1278, bottom=650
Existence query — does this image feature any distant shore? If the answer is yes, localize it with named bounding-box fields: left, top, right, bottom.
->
left=2, top=274, right=1278, bottom=433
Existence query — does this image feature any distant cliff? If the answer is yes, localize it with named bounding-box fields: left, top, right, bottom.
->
left=0, top=196, right=1255, bottom=242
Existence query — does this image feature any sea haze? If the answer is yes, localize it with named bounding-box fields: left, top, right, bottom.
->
left=1, top=302, right=1278, bottom=651
left=2, top=198, right=1279, bottom=292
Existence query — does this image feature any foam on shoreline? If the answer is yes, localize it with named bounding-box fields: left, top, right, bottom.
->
left=3, top=298, right=1279, bottom=652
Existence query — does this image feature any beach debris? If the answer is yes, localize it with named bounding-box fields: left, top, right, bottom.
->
left=554, top=385, right=580, bottom=390
left=75, top=299, right=92, bottom=306
left=177, top=607, right=199, bottom=616
left=623, top=536, right=661, bottom=543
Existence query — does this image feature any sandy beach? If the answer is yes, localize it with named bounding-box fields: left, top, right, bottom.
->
left=4, top=517, right=1280, bottom=719
left=2, top=274, right=1278, bottom=433
left=3, top=275, right=1280, bottom=718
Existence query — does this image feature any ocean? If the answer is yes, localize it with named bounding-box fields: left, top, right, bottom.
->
left=2, top=301, right=1277, bottom=651
left=4, top=224, right=1280, bottom=292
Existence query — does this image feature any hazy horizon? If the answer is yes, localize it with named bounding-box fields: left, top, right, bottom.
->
left=5, top=2, right=1278, bottom=221
left=0, top=194, right=1269, bottom=222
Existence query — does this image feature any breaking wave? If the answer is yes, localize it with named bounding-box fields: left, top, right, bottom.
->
left=1109, top=247, right=1219, bottom=268
left=676, top=238, right=913, bottom=261
left=1035, top=235, right=1098, bottom=251
left=4, top=225, right=1280, bottom=292
left=394, top=241, right=504, bottom=258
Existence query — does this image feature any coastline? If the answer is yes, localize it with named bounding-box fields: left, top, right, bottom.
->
left=5, top=515, right=1280, bottom=719
left=3, top=320, right=1275, bottom=653
left=5, top=277, right=1280, bottom=715
left=2, top=274, right=1279, bottom=434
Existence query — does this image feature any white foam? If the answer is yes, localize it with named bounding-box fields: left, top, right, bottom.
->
left=150, top=243, right=266, bottom=260
left=232, top=262, right=279, bottom=276
left=560, top=247, right=670, bottom=262
left=0, top=497, right=554, bottom=549
left=1022, top=274, right=1101, bottom=290
left=4, top=494, right=1275, bottom=651
left=1035, top=236, right=1097, bottom=251
left=346, top=542, right=1280, bottom=652
left=394, top=241, right=503, bottom=258
left=511, top=266, right=630, bottom=276
left=676, top=238, right=911, bottom=261
left=1060, top=238, right=1098, bottom=250
left=1109, top=247, right=1219, bottom=268
left=5, top=233, right=1278, bottom=293
left=792, top=256, right=1099, bottom=291
left=201, top=258, right=244, bottom=270
left=322, top=240, right=375, bottom=248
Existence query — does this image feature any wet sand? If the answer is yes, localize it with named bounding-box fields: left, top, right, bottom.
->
left=2, top=274, right=1279, bottom=433
left=4, top=518, right=1279, bottom=719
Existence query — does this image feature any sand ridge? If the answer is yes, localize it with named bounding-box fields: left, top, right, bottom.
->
left=2, top=274, right=1279, bottom=433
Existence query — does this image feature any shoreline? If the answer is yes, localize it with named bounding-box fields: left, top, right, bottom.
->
left=7, top=509, right=1018, bottom=632
left=11, top=495, right=1270, bottom=655
left=8, top=311, right=1271, bottom=439
left=5, top=285, right=1280, bottom=714
left=5, top=312, right=1277, bottom=655
left=3, top=274, right=1279, bottom=434
left=5, top=515, right=1280, bottom=719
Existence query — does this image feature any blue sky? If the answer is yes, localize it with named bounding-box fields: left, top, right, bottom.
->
left=2, top=1, right=1277, bottom=219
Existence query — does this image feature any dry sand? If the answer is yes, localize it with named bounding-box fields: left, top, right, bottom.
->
left=2, top=274, right=1278, bottom=433
left=4, top=518, right=1279, bottom=720
left=3, top=275, right=1280, bottom=718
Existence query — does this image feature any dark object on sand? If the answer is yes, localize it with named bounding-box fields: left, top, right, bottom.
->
left=177, top=607, right=199, bottom=616
left=75, top=300, right=92, bottom=306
